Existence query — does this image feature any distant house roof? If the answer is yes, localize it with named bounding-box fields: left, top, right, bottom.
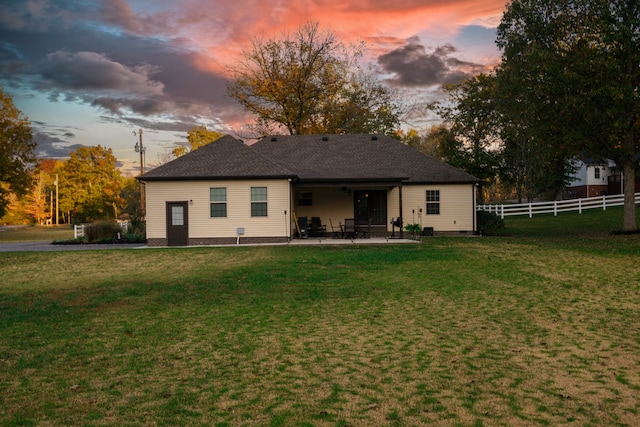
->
left=140, top=133, right=480, bottom=184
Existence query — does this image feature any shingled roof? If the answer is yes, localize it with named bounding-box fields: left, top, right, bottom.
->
left=251, top=134, right=479, bottom=184
left=140, top=135, right=295, bottom=181
left=140, top=133, right=479, bottom=184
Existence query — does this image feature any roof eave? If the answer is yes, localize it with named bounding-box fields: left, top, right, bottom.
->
left=408, top=179, right=481, bottom=185
left=139, top=174, right=297, bottom=182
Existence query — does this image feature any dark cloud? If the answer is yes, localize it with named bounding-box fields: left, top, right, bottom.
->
left=33, top=131, right=84, bottom=159
left=0, top=5, right=232, bottom=124
left=377, top=38, right=487, bottom=87
left=37, top=50, right=164, bottom=92
left=89, top=95, right=170, bottom=116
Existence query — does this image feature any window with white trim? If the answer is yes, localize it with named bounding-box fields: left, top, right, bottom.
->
left=251, top=187, right=268, bottom=217
left=210, top=187, right=227, bottom=217
left=426, top=190, right=440, bottom=215
left=594, top=167, right=600, bottom=179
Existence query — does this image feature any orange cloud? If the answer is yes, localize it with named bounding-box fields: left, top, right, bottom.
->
left=178, top=0, right=505, bottom=74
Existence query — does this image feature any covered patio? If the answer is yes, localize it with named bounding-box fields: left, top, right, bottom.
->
left=291, top=181, right=406, bottom=240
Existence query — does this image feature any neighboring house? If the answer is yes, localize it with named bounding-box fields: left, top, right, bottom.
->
left=139, top=134, right=480, bottom=246
left=565, top=159, right=618, bottom=198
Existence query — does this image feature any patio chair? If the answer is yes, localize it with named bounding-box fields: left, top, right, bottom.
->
left=358, top=218, right=372, bottom=238
left=329, top=218, right=342, bottom=239
left=309, top=217, right=326, bottom=237
left=344, top=218, right=356, bottom=239
left=297, top=216, right=309, bottom=239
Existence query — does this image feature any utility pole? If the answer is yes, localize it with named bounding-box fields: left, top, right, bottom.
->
left=134, top=129, right=146, bottom=218
left=134, top=128, right=145, bottom=175
left=55, top=173, right=59, bottom=225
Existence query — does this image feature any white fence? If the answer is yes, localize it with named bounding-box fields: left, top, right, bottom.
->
left=478, top=192, right=640, bottom=219
left=74, top=224, right=85, bottom=239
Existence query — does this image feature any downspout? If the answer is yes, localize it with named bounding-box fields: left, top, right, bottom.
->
left=473, top=183, right=477, bottom=234
left=287, top=178, right=292, bottom=241
left=399, top=182, right=404, bottom=239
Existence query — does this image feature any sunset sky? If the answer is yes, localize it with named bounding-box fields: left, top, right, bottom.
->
left=0, top=0, right=506, bottom=175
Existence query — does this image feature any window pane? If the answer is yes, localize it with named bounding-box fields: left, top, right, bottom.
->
left=171, top=206, right=184, bottom=225
left=298, top=191, right=312, bottom=206
left=210, top=203, right=227, bottom=217
left=251, top=202, right=267, bottom=217
left=251, top=187, right=267, bottom=201
left=210, top=187, right=227, bottom=217
left=210, top=187, right=226, bottom=202
left=426, top=203, right=440, bottom=215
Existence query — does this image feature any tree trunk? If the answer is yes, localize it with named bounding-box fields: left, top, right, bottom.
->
left=622, top=162, right=637, bottom=232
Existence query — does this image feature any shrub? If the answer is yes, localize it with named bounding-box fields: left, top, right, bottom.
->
left=404, top=223, right=421, bottom=234
left=85, top=220, right=122, bottom=243
left=123, top=219, right=146, bottom=243
left=477, top=210, right=505, bottom=236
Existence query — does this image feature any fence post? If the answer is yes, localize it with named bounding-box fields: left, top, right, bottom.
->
left=579, top=198, right=582, bottom=214
left=602, top=194, right=606, bottom=211
left=554, top=200, right=557, bottom=216
left=529, top=203, right=532, bottom=218
left=501, top=204, right=505, bottom=219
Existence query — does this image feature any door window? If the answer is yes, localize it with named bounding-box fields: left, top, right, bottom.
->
left=171, top=205, right=184, bottom=225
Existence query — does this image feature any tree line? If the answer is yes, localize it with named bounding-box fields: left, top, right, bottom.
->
left=401, top=0, right=638, bottom=231
left=2, top=145, right=142, bottom=225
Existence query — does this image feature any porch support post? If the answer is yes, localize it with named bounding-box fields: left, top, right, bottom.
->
left=398, top=183, right=404, bottom=239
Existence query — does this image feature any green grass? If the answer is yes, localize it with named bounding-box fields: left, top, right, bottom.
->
left=1, top=207, right=639, bottom=425
left=0, top=225, right=74, bottom=243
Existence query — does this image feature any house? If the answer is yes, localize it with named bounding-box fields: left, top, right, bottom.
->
left=139, top=134, right=480, bottom=246
left=565, top=158, right=623, bottom=198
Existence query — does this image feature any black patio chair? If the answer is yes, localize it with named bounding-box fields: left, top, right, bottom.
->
left=358, top=218, right=372, bottom=238
left=309, top=217, right=326, bottom=237
left=297, top=216, right=309, bottom=238
left=344, top=218, right=356, bottom=239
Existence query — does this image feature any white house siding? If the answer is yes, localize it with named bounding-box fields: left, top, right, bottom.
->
left=388, top=184, right=476, bottom=233
left=567, top=160, right=614, bottom=198
left=569, top=160, right=613, bottom=187
left=145, top=179, right=291, bottom=245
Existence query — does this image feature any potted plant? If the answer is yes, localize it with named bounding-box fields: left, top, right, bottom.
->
left=403, top=223, right=422, bottom=240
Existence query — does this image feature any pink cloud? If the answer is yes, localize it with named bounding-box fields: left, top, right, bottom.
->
left=172, top=0, right=505, bottom=75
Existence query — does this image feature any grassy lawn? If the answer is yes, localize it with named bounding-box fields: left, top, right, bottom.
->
left=0, top=225, right=74, bottom=243
left=1, top=208, right=639, bottom=426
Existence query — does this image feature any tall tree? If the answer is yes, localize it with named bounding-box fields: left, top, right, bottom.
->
left=317, top=68, right=401, bottom=135
left=118, top=177, right=142, bottom=219
left=56, top=145, right=123, bottom=223
left=172, top=125, right=224, bottom=158
left=496, top=0, right=640, bottom=230
left=433, top=75, right=501, bottom=203
left=0, top=87, right=36, bottom=217
left=227, top=21, right=401, bottom=136
left=24, top=170, right=48, bottom=224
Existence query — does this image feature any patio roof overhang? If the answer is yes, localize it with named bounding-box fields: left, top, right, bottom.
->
left=292, top=177, right=409, bottom=188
